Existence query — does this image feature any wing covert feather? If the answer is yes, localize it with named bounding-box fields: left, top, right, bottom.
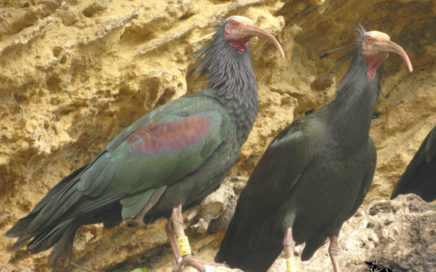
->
left=239, top=122, right=313, bottom=215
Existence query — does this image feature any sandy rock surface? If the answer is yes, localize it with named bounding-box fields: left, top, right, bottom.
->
left=131, top=186, right=436, bottom=272
left=0, top=0, right=435, bottom=271
left=269, top=194, right=436, bottom=272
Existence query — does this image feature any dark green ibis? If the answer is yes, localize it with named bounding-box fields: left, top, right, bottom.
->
left=5, top=16, right=284, bottom=271
left=215, top=26, right=413, bottom=272
left=391, top=125, right=436, bottom=202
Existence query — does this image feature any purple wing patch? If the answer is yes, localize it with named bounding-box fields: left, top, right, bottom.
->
left=126, top=114, right=213, bottom=154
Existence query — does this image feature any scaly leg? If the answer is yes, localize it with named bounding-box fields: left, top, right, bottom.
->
left=168, top=204, right=221, bottom=272
left=166, top=209, right=181, bottom=262
left=283, top=228, right=298, bottom=272
left=328, top=235, right=341, bottom=272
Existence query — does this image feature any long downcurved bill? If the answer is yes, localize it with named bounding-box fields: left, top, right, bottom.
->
left=241, top=24, right=285, bottom=58
left=380, top=40, right=413, bottom=72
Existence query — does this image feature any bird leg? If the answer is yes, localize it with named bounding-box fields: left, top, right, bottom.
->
left=328, top=235, right=341, bottom=272
left=166, top=210, right=182, bottom=262
left=168, top=204, right=222, bottom=272
left=283, top=228, right=298, bottom=272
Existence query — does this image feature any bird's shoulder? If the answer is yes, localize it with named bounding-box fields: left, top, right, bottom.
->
left=269, top=115, right=323, bottom=151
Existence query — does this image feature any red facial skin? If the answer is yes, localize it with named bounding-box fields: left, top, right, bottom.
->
left=224, top=31, right=251, bottom=53
left=222, top=18, right=285, bottom=57
left=362, top=52, right=388, bottom=80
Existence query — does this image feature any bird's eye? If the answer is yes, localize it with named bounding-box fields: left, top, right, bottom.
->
left=366, top=37, right=374, bottom=44
left=230, top=21, right=238, bottom=28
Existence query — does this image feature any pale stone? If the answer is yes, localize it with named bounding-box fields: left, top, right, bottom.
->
left=1, top=0, right=435, bottom=271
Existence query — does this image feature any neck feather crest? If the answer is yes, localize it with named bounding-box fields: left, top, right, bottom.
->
left=192, top=23, right=259, bottom=143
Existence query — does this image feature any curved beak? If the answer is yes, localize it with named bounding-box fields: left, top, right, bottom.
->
left=240, top=23, right=285, bottom=58
left=379, top=40, right=413, bottom=72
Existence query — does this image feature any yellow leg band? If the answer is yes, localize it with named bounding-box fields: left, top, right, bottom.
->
left=286, top=257, right=298, bottom=272
left=177, top=236, right=192, bottom=256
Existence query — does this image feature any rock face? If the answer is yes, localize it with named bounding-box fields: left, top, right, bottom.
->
left=272, top=194, right=436, bottom=272
left=151, top=194, right=436, bottom=272
left=0, top=0, right=435, bottom=271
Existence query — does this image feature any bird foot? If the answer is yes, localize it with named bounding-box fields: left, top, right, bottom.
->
left=172, top=255, right=222, bottom=272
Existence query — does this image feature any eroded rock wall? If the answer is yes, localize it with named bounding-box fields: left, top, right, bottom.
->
left=0, top=0, right=435, bottom=271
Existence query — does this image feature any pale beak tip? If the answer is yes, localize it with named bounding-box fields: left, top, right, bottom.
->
left=406, top=61, right=413, bottom=73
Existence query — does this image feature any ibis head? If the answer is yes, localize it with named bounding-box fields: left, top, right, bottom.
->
left=223, top=16, right=285, bottom=58
left=361, top=30, right=413, bottom=79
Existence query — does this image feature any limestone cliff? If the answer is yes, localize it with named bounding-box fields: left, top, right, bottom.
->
left=0, top=0, right=435, bottom=271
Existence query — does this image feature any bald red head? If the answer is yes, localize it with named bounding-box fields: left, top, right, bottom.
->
left=361, top=30, right=413, bottom=80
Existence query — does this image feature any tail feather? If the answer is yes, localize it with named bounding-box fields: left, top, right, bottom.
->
left=5, top=215, right=37, bottom=238
left=220, top=248, right=282, bottom=272
left=6, top=165, right=87, bottom=252
left=33, top=165, right=88, bottom=212
left=11, top=233, right=34, bottom=251
left=48, top=220, right=79, bottom=269
left=26, top=185, right=82, bottom=235
left=216, top=209, right=283, bottom=272
left=5, top=165, right=87, bottom=239
left=301, top=235, right=326, bottom=261
left=28, top=218, right=74, bottom=254
left=6, top=159, right=123, bottom=270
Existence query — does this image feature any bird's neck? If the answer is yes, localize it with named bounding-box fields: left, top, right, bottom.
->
left=325, top=55, right=381, bottom=150
left=210, top=50, right=258, bottom=144
left=196, top=29, right=258, bottom=145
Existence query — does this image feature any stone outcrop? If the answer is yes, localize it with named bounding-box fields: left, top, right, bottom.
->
left=0, top=0, right=435, bottom=271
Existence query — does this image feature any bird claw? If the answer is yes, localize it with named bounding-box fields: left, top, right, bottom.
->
left=172, top=255, right=222, bottom=272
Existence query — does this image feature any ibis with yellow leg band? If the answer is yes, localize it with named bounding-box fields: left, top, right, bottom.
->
left=286, top=257, right=298, bottom=272
left=177, top=236, right=192, bottom=256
